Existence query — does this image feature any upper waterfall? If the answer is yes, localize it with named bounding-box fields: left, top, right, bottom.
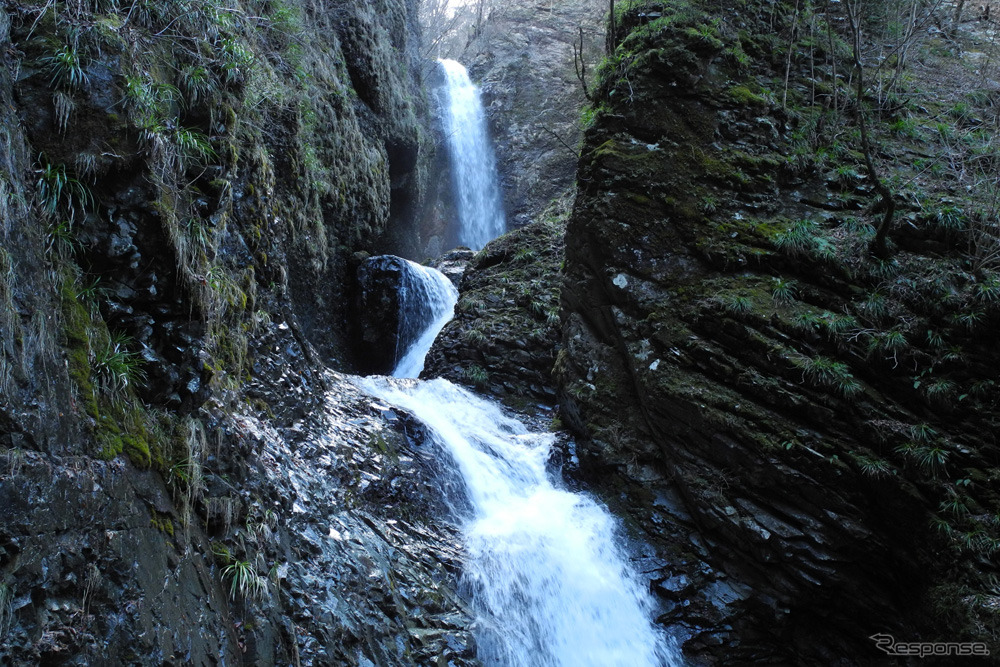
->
left=438, top=58, right=506, bottom=251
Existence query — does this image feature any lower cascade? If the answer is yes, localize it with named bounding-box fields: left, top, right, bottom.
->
left=392, top=259, right=459, bottom=378
left=360, top=263, right=680, bottom=666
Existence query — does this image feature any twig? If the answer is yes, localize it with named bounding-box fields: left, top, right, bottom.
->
left=539, top=126, right=579, bottom=158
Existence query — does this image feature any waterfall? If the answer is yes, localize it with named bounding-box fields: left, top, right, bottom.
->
left=361, top=263, right=680, bottom=665
left=438, top=58, right=506, bottom=251
left=392, top=260, right=458, bottom=378
left=360, top=378, right=680, bottom=666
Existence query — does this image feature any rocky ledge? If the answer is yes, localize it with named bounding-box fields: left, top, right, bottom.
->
left=423, top=208, right=565, bottom=406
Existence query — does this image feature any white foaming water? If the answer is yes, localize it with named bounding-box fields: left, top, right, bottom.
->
left=438, top=58, right=506, bottom=251
left=391, top=260, right=458, bottom=378
left=361, top=377, right=680, bottom=666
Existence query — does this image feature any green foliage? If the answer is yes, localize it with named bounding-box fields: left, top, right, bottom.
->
left=41, top=42, right=88, bottom=91
left=859, top=291, right=888, bottom=321
left=220, top=37, right=254, bottom=82
left=684, top=21, right=724, bottom=49
left=889, top=116, right=922, bottom=139
left=528, top=299, right=548, bottom=317
left=923, top=377, right=957, bottom=403
left=513, top=247, right=537, bottom=264
left=76, top=277, right=106, bottom=315
left=792, top=310, right=822, bottom=332
left=819, top=312, right=857, bottom=336
left=940, top=491, right=970, bottom=517
left=774, top=219, right=817, bottom=256
left=35, top=160, right=92, bottom=220
left=931, top=205, right=968, bottom=230
left=123, top=75, right=174, bottom=118
left=268, top=0, right=302, bottom=36
left=867, top=328, right=907, bottom=364
left=174, top=127, right=216, bottom=167
left=206, top=266, right=248, bottom=310
left=165, top=456, right=197, bottom=492
left=896, top=441, right=950, bottom=476
left=45, top=219, right=78, bottom=259
left=909, top=423, right=938, bottom=442
left=853, top=453, right=893, bottom=478
left=186, top=218, right=213, bottom=251
left=178, top=65, right=213, bottom=106
left=771, top=277, right=798, bottom=302
left=457, top=297, right=486, bottom=315
left=725, top=39, right=751, bottom=71
left=882, top=329, right=907, bottom=350
left=222, top=559, right=267, bottom=601
left=974, top=277, right=1000, bottom=303
left=464, top=364, right=489, bottom=388
left=794, top=356, right=862, bottom=397
left=953, top=309, right=984, bottom=331
left=832, top=164, right=863, bottom=187
left=92, top=332, right=147, bottom=397
left=463, top=328, right=489, bottom=346
left=720, top=294, right=753, bottom=315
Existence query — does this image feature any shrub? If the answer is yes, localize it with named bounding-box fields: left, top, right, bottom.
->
left=771, top=277, right=798, bottom=302
left=222, top=559, right=267, bottom=601
left=464, top=364, right=489, bottom=388
left=41, top=42, right=88, bottom=90
left=774, top=219, right=817, bottom=256
left=795, top=356, right=862, bottom=397
left=93, top=332, right=147, bottom=397
left=35, top=160, right=92, bottom=220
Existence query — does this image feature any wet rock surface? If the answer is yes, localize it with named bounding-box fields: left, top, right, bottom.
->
left=0, top=451, right=239, bottom=664
left=2, top=315, right=479, bottom=666
left=428, top=247, right=476, bottom=286
left=356, top=255, right=418, bottom=374
left=229, top=350, right=479, bottom=666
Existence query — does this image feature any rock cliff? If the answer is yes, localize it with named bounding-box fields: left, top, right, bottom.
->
left=0, top=0, right=476, bottom=663
left=556, top=0, right=1000, bottom=662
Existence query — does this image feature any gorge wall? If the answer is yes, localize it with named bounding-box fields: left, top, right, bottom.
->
left=0, top=0, right=477, bottom=663
left=554, top=0, right=1000, bottom=662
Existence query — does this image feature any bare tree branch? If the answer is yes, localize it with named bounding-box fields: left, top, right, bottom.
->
left=573, top=26, right=592, bottom=101
left=539, top=126, right=580, bottom=159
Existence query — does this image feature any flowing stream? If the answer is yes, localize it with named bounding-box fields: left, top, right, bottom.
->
left=437, top=58, right=506, bottom=251
left=391, top=259, right=459, bottom=379
left=360, top=264, right=679, bottom=665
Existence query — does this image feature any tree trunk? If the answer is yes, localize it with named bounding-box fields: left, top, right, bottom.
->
left=846, top=0, right=896, bottom=258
